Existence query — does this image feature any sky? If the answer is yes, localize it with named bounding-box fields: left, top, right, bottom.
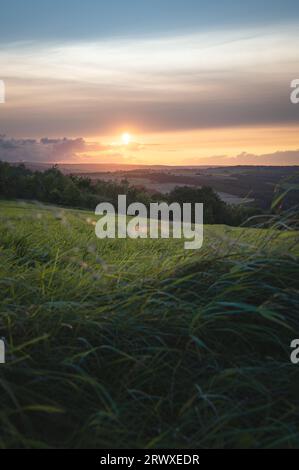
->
left=0, top=0, right=299, bottom=165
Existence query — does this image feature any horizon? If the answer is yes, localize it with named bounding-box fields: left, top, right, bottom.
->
left=8, top=160, right=299, bottom=170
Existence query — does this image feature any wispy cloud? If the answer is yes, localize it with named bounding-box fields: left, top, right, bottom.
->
left=1, top=25, right=299, bottom=136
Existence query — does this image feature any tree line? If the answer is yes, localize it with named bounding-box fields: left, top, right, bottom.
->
left=0, top=162, right=259, bottom=225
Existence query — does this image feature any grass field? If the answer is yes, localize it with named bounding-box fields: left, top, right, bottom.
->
left=0, top=200, right=299, bottom=448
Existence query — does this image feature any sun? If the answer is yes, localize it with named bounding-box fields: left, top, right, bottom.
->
left=122, top=133, right=131, bottom=145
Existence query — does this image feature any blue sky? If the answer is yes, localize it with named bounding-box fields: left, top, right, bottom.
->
left=1, top=0, right=299, bottom=41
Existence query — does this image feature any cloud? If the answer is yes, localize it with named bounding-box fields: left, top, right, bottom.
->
left=1, top=25, right=299, bottom=135
left=0, top=136, right=113, bottom=163
left=0, top=134, right=159, bottom=163
left=197, top=149, right=299, bottom=166
left=1, top=134, right=298, bottom=166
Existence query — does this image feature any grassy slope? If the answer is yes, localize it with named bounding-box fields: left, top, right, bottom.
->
left=0, top=200, right=299, bottom=449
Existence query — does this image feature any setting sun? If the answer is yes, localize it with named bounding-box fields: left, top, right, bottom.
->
left=122, top=133, right=131, bottom=145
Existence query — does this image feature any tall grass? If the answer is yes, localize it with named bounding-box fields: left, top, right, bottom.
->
left=0, top=200, right=298, bottom=448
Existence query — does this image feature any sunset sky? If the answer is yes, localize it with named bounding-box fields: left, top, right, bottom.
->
left=0, top=0, right=299, bottom=165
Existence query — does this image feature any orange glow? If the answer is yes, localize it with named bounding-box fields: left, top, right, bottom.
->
left=85, top=125, right=299, bottom=166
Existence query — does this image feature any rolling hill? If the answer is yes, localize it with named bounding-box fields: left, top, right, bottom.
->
left=0, top=200, right=298, bottom=448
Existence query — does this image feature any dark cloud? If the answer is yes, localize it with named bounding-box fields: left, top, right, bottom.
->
left=0, top=136, right=110, bottom=163
left=2, top=83, right=298, bottom=136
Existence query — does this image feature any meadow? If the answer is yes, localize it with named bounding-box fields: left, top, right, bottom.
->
left=0, top=199, right=299, bottom=448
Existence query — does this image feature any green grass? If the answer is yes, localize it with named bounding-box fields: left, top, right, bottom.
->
left=0, top=199, right=299, bottom=449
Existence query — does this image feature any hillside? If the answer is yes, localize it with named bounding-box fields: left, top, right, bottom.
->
left=0, top=200, right=298, bottom=448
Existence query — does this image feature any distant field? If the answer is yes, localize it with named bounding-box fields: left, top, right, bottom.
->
left=0, top=200, right=298, bottom=448
left=75, top=166, right=299, bottom=208
left=16, top=164, right=299, bottom=209
left=80, top=173, right=255, bottom=205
